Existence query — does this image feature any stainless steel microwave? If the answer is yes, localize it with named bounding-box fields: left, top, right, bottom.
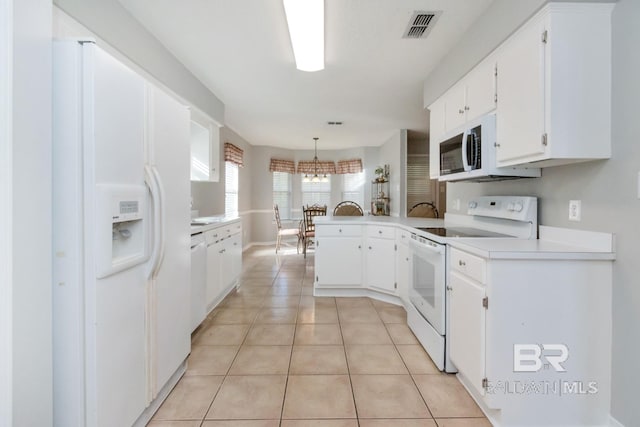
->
left=438, top=114, right=540, bottom=182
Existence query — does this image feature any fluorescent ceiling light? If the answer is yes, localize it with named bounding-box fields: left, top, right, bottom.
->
left=283, top=0, right=324, bottom=72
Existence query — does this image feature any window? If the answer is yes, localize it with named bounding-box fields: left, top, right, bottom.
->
left=273, top=172, right=292, bottom=219
left=341, top=171, right=365, bottom=208
left=225, top=161, right=238, bottom=216
left=301, top=176, right=331, bottom=207
left=406, top=154, right=432, bottom=211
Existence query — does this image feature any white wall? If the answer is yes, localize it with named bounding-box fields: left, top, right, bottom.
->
left=2, top=0, right=53, bottom=425
left=378, top=130, right=406, bottom=217
left=425, top=0, right=639, bottom=424
left=53, top=0, right=224, bottom=125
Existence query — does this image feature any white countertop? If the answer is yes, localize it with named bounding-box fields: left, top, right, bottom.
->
left=314, top=215, right=443, bottom=230
left=448, top=238, right=616, bottom=260
left=190, top=215, right=241, bottom=235
left=315, top=217, right=616, bottom=260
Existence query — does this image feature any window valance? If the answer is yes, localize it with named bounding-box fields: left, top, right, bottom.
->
left=296, top=160, right=336, bottom=175
left=336, top=159, right=363, bottom=174
left=269, top=158, right=296, bottom=174
left=224, top=142, right=244, bottom=167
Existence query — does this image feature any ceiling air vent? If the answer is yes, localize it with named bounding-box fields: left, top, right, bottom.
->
left=403, top=11, right=442, bottom=39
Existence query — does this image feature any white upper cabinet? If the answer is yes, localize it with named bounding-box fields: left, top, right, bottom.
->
left=190, top=110, right=221, bottom=182
left=428, top=98, right=445, bottom=179
left=495, top=3, right=613, bottom=167
left=428, top=55, right=496, bottom=179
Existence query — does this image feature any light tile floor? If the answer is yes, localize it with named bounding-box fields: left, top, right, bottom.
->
left=148, top=246, right=491, bottom=427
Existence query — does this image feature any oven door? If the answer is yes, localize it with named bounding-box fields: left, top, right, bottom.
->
left=409, top=237, right=446, bottom=335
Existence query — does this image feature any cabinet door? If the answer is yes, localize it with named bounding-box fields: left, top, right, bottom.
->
left=428, top=99, right=445, bottom=179
left=315, top=237, right=363, bottom=286
left=205, top=241, right=222, bottom=311
left=449, top=270, right=486, bottom=395
left=496, top=16, right=547, bottom=165
left=190, top=114, right=220, bottom=182
left=366, top=238, right=396, bottom=293
left=444, top=83, right=466, bottom=132
left=228, top=233, right=243, bottom=284
left=395, top=242, right=411, bottom=301
left=465, top=58, right=497, bottom=121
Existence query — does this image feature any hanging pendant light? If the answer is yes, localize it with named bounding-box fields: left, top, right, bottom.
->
left=303, top=137, right=324, bottom=183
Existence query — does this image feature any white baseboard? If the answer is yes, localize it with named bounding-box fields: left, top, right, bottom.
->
left=610, top=415, right=625, bottom=427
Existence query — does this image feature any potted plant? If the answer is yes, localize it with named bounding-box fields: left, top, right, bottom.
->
left=374, top=166, right=386, bottom=182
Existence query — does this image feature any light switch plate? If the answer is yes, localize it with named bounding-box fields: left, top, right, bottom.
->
left=569, top=200, right=581, bottom=221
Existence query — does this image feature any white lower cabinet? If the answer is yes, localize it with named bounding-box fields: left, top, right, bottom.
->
left=315, top=225, right=363, bottom=287
left=448, top=245, right=613, bottom=425
left=315, top=223, right=404, bottom=297
left=366, top=237, right=396, bottom=294
left=395, top=240, right=411, bottom=301
left=202, top=220, right=242, bottom=315
left=449, top=270, right=486, bottom=395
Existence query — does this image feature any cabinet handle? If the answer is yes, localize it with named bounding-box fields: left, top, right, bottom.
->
left=494, top=143, right=500, bottom=148
left=458, top=109, right=464, bottom=114
left=406, top=257, right=409, bottom=261
left=339, top=229, right=342, bottom=233
left=358, top=245, right=361, bottom=249
left=368, top=246, right=372, bottom=250
left=446, top=286, right=453, bottom=291
left=464, top=106, right=470, bottom=111
left=378, top=230, right=382, bottom=234
left=458, top=260, right=466, bottom=266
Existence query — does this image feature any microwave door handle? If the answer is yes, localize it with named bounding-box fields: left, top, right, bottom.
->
left=471, top=132, right=480, bottom=168
left=461, top=128, right=471, bottom=172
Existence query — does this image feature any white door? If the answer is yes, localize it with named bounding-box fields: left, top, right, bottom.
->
left=315, top=237, right=362, bottom=286
left=449, top=271, right=486, bottom=395
left=366, top=237, right=396, bottom=293
left=206, top=239, right=222, bottom=311
left=145, top=85, right=191, bottom=397
left=496, top=15, right=547, bottom=165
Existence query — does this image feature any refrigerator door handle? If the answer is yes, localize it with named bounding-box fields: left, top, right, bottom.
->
left=151, top=165, right=166, bottom=276
left=145, top=165, right=164, bottom=279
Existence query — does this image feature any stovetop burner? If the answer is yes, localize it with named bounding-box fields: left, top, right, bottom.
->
left=416, top=227, right=511, bottom=238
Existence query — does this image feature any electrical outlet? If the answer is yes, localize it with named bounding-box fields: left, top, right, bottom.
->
left=569, top=200, right=581, bottom=221
left=453, top=199, right=461, bottom=210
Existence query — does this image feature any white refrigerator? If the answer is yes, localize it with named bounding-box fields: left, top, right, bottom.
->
left=52, top=40, right=191, bottom=427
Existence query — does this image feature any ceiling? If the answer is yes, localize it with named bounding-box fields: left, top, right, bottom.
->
left=118, top=0, right=494, bottom=149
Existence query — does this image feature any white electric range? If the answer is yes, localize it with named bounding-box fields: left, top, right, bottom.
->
left=406, top=196, right=538, bottom=372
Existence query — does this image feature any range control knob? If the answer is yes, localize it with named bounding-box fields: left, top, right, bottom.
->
left=468, top=201, right=478, bottom=209
left=514, top=202, right=524, bottom=212
left=507, top=202, right=515, bottom=211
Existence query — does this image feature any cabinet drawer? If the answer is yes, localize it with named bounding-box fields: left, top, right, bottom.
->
left=204, top=229, right=221, bottom=245
left=317, top=224, right=362, bottom=237
left=367, top=225, right=395, bottom=240
left=396, top=228, right=411, bottom=244
left=450, top=248, right=486, bottom=283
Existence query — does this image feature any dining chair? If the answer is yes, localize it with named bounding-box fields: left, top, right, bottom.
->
left=273, top=204, right=301, bottom=253
left=301, top=204, right=327, bottom=258
left=407, top=202, right=439, bottom=218
left=333, top=201, right=364, bottom=216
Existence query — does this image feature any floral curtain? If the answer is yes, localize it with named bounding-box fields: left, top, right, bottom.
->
left=269, top=158, right=296, bottom=173
left=336, top=159, right=363, bottom=174
left=224, top=142, right=244, bottom=167
left=296, top=160, right=336, bottom=175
